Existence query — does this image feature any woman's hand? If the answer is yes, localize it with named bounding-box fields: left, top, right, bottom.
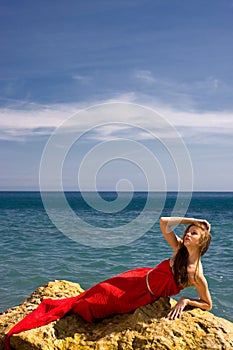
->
left=167, top=297, right=188, bottom=320
left=199, top=219, right=211, bottom=232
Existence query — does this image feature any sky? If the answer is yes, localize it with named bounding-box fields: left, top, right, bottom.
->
left=0, top=0, right=233, bottom=191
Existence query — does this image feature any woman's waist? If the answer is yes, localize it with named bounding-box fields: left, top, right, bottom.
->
left=146, top=266, right=182, bottom=296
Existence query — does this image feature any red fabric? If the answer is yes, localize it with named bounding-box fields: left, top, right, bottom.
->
left=4, top=259, right=182, bottom=350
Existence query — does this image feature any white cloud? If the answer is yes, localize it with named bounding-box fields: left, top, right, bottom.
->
left=191, top=76, right=222, bottom=90
left=0, top=107, right=68, bottom=141
left=72, top=74, right=92, bottom=83
left=213, top=79, right=220, bottom=89
left=134, top=69, right=156, bottom=83
left=0, top=94, right=232, bottom=146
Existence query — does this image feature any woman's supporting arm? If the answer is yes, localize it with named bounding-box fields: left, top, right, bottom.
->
left=167, top=273, right=212, bottom=320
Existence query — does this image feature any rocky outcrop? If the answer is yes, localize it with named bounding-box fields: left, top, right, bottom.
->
left=0, top=280, right=233, bottom=350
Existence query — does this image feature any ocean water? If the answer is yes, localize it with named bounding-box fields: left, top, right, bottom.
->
left=0, top=191, right=232, bottom=323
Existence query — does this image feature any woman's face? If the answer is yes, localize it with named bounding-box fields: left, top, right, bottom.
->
left=183, top=225, right=203, bottom=248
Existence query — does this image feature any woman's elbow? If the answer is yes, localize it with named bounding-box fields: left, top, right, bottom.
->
left=204, top=300, right=212, bottom=311
left=207, top=301, right=212, bottom=311
left=160, top=217, right=167, bottom=228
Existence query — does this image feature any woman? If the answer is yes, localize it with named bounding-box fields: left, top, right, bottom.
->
left=4, top=216, right=212, bottom=350
left=160, top=217, right=212, bottom=319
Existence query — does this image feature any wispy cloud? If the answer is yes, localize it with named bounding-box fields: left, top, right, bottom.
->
left=0, top=104, right=71, bottom=141
left=191, top=76, right=222, bottom=90
left=134, top=69, right=156, bottom=83
left=0, top=94, right=232, bottom=146
left=72, top=74, right=92, bottom=83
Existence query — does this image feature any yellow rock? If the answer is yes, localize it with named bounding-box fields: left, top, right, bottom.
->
left=0, top=280, right=233, bottom=350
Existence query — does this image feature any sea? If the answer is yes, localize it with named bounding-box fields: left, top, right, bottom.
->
left=0, top=191, right=232, bottom=323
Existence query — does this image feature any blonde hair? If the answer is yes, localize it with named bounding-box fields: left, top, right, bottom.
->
left=173, top=222, right=212, bottom=287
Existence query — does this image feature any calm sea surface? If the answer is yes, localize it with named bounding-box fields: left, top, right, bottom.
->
left=0, top=191, right=232, bottom=322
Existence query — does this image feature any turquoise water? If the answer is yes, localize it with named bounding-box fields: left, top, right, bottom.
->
left=0, top=191, right=232, bottom=322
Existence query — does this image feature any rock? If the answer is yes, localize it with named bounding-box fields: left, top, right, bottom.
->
left=0, top=280, right=232, bottom=350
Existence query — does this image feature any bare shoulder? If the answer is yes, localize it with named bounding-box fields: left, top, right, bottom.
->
left=187, top=261, right=204, bottom=285
left=189, top=264, right=208, bottom=287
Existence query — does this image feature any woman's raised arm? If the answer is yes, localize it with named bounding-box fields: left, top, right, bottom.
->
left=159, top=217, right=211, bottom=251
left=160, top=217, right=181, bottom=251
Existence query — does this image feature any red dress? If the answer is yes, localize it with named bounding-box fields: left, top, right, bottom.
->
left=4, top=259, right=183, bottom=350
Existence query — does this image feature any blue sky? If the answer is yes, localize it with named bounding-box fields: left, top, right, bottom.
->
left=0, top=0, right=233, bottom=191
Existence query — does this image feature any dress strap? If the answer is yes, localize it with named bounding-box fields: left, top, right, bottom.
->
left=146, top=269, right=154, bottom=295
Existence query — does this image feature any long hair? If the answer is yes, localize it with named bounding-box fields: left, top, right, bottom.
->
left=173, top=223, right=212, bottom=287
